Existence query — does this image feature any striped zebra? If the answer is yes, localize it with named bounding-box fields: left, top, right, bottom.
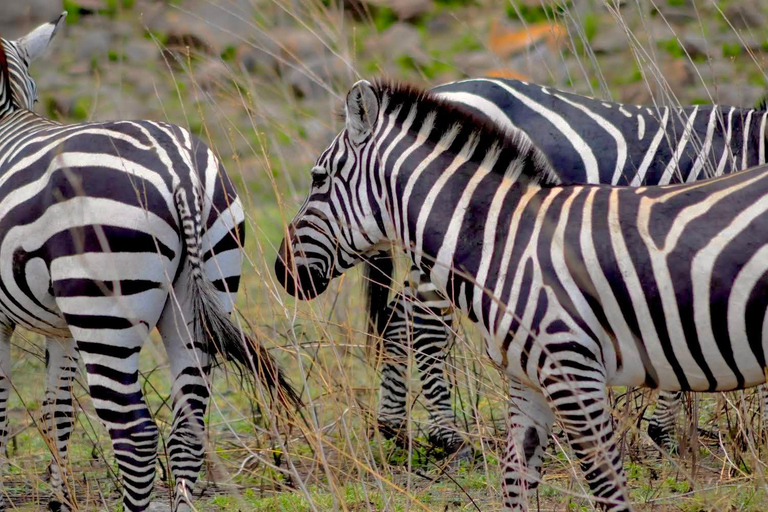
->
left=366, top=77, right=768, bottom=455
left=276, top=79, right=768, bottom=510
left=0, top=14, right=298, bottom=512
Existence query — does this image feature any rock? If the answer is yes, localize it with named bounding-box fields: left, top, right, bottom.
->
left=124, top=39, right=159, bottom=66
left=655, top=5, right=697, bottom=23
left=725, top=0, right=766, bottom=28
left=144, top=0, right=262, bottom=54
left=425, top=11, right=455, bottom=34
left=75, top=29, right=113, bottom=60
left=366, top=23, right=428, bottom=63
left=194, top=59, right=232, bottom=91
left=618, top=82, right=654, bottom=105
left=238, top=43, right=279, bottom=75
left=387, top=0, right=434, bottom=20
left=713, top=85, right=766, bottom=108
left=360, top=0, right=433, bottom=20
left=453, top=51, right=501, bottom=77
left=0, top=0, right=62, bottom=39
left=591, top=24, right=629, bottom=54
left=147, top=501, right=172, bottom=512
left=271, top=27, right=327, bottom=64
left=692, top=59, right=735, bottom=83
left=680, top=33, right=712, bottom=59
left=286, top=56, right=352, bottom=99
left=662, top=58, right=694, bottom=90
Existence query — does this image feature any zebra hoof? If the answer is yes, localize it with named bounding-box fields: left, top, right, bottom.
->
left=427, top=432, right=466, bottom=458
left=376, top=418, right=408, bottom=444
left=48, top=500, right=70, bottom=512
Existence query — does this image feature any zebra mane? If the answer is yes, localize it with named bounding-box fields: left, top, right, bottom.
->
left=372, top=79, right=560, bottom=186
left=0, top=40, right=12, bottom=109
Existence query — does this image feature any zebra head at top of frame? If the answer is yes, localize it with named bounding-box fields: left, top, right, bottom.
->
left=0, top=12, right=67, bottom=115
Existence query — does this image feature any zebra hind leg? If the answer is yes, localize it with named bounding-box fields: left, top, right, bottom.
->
left=157, top=266, right=212, bottom=511
left=501, top=379, right=554, bottom=508
left=42, top=337, right=78, bottom=512
left=647, top=390, right=682, bottom=454
left=53, top=275, right=170, bottom=511
left=539, top=355, right=630, bottom=511
left=0, top=321, right=13, bottom=511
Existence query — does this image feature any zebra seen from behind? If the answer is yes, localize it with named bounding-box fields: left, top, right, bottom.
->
left=0, top=14, right=299, bottom=512
left=276, top=79, right=768, bottom=510
left=367, top=77, right=768, bottom=455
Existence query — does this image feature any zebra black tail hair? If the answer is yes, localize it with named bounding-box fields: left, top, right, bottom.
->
left=362, top=251, right=394, bottom=349
left=174, top=187, right=302, bottom=409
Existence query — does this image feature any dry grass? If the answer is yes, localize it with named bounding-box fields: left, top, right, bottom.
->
left=5, top=0, right=768, bottom=510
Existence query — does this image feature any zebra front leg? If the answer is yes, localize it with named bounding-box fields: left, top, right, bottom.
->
left=502, top=379, right=554, bottom=510
left=42, top=337, right=78, bottom=512
left=539, top=358, right=630, bottom=511
left=376, top=293, right=410, bottom=443
left=377, top=336, right=409, bottom=442
left=0, top=320, right=13, bottom=511
left=647, top=390, right=682, bottom=454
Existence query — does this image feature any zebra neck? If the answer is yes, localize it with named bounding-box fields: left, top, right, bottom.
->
left=381, top=125, right=535, bottom=317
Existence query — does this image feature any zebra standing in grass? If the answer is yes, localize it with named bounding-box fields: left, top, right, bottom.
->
left=367, top=77, right=768, bottom=455
left=276, top=79, right=768, bottom=510
left=0, top=14, right=298, bottom=512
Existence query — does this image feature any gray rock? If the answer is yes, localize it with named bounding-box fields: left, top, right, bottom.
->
left=358, top=0, right=433, bottom=20
left=0, top=0, right=62, bottom=39
left=452, top=51, right=501, bottom=77
left=124, top=39, right=159, bottom=66
left=387, top=0, right=434, bottom=20
left=591, top=24, right=629, bottom=54
left=366, top=23, right=428, bottom=63
left=681, top=33, right=713, bottom=59
left=238, top=42, right=280, bottom=75
left=76, top=29, right=113, bottom=60
left=725, top=0, right=767, bottom=28
left=272, top=27, right=327, bottom=65
left=713, top=85, right=766, bottom=108
left=147, top=501, right=172, bottom=512
left=692, top=59, right=735, bottom=83
left=655, top=5, right=697, bottom=23
left=145, top=0, right=263, bottom=54
left=286, top=56, right=352, bottom=99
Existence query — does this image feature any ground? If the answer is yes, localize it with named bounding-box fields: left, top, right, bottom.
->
left=3, top=0, right=768, bottom=510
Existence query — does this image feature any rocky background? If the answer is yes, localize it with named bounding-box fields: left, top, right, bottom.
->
left=5, top=0, right=768, bottom=208
left=2, top=1, right=768, bottom=509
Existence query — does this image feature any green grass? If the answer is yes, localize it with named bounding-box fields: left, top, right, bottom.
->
left=9, top=0, right=768, bottom=510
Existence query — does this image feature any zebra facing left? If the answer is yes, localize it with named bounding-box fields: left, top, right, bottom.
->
left=0, top=13, right=299, bottom=512
left=276, top=78, right=768, bottom=510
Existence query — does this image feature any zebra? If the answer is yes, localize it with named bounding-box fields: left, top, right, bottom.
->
left=366, top=77, right=768, bottom=455
left=0, top=13, right=299, bottom=512
left=276, top=78, right=768, bottom=510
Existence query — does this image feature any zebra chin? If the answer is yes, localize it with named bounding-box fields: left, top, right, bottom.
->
left=275, top=241, right=330, bottom=300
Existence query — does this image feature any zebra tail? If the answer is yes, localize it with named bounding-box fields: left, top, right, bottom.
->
left=175, top=187, right=302, bottom=410
left=362, top=251, right=394, bottom=352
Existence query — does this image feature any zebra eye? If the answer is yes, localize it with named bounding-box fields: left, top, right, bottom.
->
left=311, top=166, right=328, bottom=185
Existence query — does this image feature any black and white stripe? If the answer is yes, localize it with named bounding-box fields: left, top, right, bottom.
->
left=0, top=15, right=298, bottom=512
left=277, top=79, right=768, bottom=510
left=368, top=77, right=768, bottom=454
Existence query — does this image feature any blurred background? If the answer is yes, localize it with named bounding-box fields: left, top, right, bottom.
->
left=4, top=0, right=768, bottom=510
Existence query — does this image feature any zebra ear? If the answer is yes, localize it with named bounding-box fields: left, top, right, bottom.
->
left=16, top=11, right=67, bottom=62
left=345, top=80, right=379, bottom=144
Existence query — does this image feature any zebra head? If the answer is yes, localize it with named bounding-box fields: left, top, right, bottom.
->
left=276, top=80, right=389, bottom=300
left=0, top=11, right=67, bottom=114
